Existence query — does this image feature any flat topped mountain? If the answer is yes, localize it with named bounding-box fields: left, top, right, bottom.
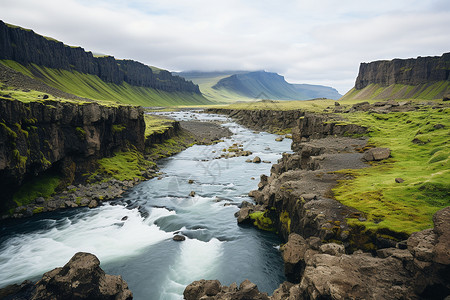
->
left=356, top=52, right=450, bottom=89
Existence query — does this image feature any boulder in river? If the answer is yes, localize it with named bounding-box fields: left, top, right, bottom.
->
left=252, top=156, right=261, bottom=163
left=32, top=252, right=132, bottom=300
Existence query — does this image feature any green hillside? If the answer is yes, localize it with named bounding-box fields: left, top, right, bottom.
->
left=1, top=60, right=211, bottom=106
left=341, top=81, right=450, bottom=101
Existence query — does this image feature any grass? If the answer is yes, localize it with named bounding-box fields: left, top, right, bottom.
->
left=0, top=60, right=211, bottom=106
left=93, top=149, right=155, bottom=182
left=332, top=108, right=450, bottom=234
left=13, top=174, right=61, bottom=207
left=144, top=114, right=175, bottom=137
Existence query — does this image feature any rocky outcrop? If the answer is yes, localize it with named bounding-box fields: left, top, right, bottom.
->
left=205, top=108, right=304, bottom=132
left=0, top=98, right=145, bottom=212
left=184, top=208, right=450, bottom=300
left=184, top=279, right=269, bottom=300
left=355, top=52, right=450, bottom=90
left=0, top=252, right=133, bottom=299
left=0, top=20, right=200, bottom=94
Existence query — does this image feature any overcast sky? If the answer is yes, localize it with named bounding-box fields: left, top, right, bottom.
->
left=1, top=0, right=450, bottom=94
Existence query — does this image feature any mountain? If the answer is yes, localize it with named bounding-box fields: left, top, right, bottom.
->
left=0, top=20, right=211, bottom=106
left=178, top=70, right=342, bottom=102
left=342, top=52, right=450, bottom=100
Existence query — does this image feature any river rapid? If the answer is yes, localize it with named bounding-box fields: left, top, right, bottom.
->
left=0, top=111, right=291, bottom=299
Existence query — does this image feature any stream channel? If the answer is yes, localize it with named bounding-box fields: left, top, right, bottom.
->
left=0, top=111, right=291, bottom=299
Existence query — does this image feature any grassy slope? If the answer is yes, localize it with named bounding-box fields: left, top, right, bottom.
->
left=341, top=82, right=450, bottom=101
left=218, top=98, right=449, bottom=234
left=1, top=60, right=211, bottom=106
left=179, top=73, right=254, bottom=103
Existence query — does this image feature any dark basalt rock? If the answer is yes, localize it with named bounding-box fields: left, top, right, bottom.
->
left=355, top=52, right=450, bottom=90
left=0, top=98, right=145, bottom=213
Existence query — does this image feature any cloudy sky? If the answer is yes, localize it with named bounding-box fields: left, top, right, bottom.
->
left=1, top=0, right=450, bottom=94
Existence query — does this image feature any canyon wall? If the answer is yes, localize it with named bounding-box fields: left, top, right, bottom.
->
left=355, top=52, right=450, bottom=90
left=0, top=20, right=200, bottom=94
left=0, top=98, right=145, bottom=211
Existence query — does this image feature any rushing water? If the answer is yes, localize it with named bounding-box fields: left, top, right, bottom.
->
left=0, top=111, right=291, bottom=299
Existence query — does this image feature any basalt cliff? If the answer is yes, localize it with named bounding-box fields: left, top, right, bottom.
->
left=343, top=52, right=450, bottom=100
left=0, top=20, right=200, bottom=94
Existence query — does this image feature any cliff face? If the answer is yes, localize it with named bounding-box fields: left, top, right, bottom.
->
left=355, top=52, right=450, bottom=89
left=0, top=98, right=145, bottom=211
left=0, top=21, right=200, bottom=94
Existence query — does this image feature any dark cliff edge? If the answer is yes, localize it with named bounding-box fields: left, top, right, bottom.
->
left=355, top=52, right=450, bottom=90
left=340, top=52, right=450, bottom=101
left=0, top=97, right=145, bottom=214
left=0, top=20, right=200, bottom=94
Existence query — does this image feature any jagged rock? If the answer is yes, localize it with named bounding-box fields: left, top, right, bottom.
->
left=189, top=191, right=196, bottom=197
left=184, top=279, right=269, bottom=300
left=432, top=207, right=450, bottom=265
left=253, top=156, right=261, bottom=163
left=188, top=179, right=194, bottom=184
left=280, top=234, right=313, bottom=282
left=319, top=243, right=345, bottom=256
left=363, top=147, right=390, bottom=161
left=275, top=137, right=284, bottom=142
left=88, top=200, right=98, bottom=208
left=32, top=252, right=132, bottom=300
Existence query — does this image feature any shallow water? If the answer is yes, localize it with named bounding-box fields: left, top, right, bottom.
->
left=0, top=111, right=291, bottom=299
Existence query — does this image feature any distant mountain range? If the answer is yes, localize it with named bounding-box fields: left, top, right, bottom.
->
left=178, top=70, right=342, bottom=101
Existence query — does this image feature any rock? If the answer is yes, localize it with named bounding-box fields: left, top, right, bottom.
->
left=189, top=191, right=196, bottom=197
left=443, top=94, right=450, bottom=101
left=32, top=252, right=132, bottom=300
left=184, top=279, right=269, bottom=300
left=173, top=235, right=186, bottom=241
left=395, top=177, right=405, bottom=183
left=35, top=197, right=45, bottom=204
left=64, top=201, right=78, bottom=208
left=334, top=101, right=340, bottom=106
left=432, top=206, right=450, bottom=265
left=188, top=179, right=194, bottom=184
left=363, top=147, right=390, bottom=161
left=319, top=243, right=345, bottom=256
left=252, top=156, right=261, bottom=163
left=434, top=123, right=445, bottom=129
left=281, top=233, right=310, bottom=282
left=236, top=207, right=252, bottom=224
left=121, top=216, right=128, bottom=221
left=262, top=160, right=271, bottom=164
left=275, top=137, right=284, bottom=142
left=245, top=159, right=252, bottom=163
left=88, top=200, right=98, bottom=208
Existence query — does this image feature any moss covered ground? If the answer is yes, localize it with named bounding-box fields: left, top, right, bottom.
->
left=13, top=174, right=61, bottom=207
left=144, top=114, right=176, bottom=137
left=332, top=107, right=449, bottom=234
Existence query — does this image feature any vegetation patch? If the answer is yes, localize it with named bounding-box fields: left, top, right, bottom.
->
left=279, top=211, right=291, bottom=234
left=112, top=124, right=126, bottom=133
left=332, top=107, right=449, bottom=234
left=249, top=210, right=276, bottom=232
left=144, top=114, right=175, bottom=138
left=92, top=149, right=155, bottom=182
left=13, top=174, right=61, bottom=207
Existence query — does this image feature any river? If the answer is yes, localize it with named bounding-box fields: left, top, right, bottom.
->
left=0, top=111, right=291, bottom=299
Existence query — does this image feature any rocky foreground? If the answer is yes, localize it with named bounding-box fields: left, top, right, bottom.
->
left=185, top=207, right=450, bottom=299
left=0, top=252, right=132, bottom=300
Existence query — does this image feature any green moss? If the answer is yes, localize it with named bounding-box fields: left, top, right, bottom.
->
left=33, top=207, right=44, bottom=214
left=280, top=211, right=291, bottom=234
left=249, top=210, right=275, bottom=232
left=333, top=108, right=450, bottom=234
left=13, top=174, right=61, bottom=207
left=76, top=127, right=86, bottom=139
left=93, top=149, right=155, bottom=181
left=112, top=124, right=126, bottom=133
left=0, top=122, right=18, bottom=139
left=144, top=114, right=175, bottom=138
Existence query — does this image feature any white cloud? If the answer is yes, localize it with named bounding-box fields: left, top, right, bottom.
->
left=1, top=0, right=449, bottom=94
